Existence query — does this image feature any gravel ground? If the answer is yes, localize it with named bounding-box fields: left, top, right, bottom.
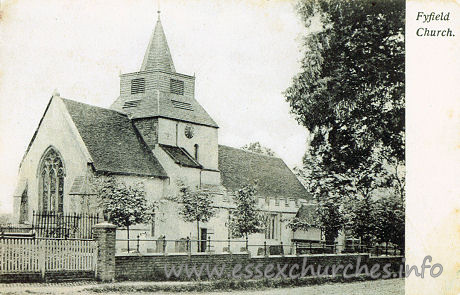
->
left=220, top=279, right=405, bottom=295
left=0, top=278, right=404, bottom=295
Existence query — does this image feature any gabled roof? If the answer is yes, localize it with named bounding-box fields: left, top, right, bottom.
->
left=218, top=145, right=311, bottom=200
left=62, top=98, right=167, bottom=178
left=112, top=91, right=219, bottom=128
left=140, top=13, right=175, bottom=72
left=159, top=144, right=202, bottom=168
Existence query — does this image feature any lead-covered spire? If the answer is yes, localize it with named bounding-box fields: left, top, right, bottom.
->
left=140, top=11, right=176, bottom=72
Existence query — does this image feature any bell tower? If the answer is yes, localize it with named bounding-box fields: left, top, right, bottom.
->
left=110, top=11, right=219, bottom=172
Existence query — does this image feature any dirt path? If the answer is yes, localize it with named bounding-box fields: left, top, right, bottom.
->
left=0, top=278, right=404, bottom=295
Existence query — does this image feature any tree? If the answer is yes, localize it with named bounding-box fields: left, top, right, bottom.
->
left=285, top=0, right=405, bottom=247
left=339, top=151, right=391, bottom=247
left=95, top=176, right=154, bottom=252
left=285, top=0, right=405, bottom=173
left=241, top=142, right=276, bottom=157
left=316, top=196, right=344, bottom=245
left=285, top=0, right=404, bottom=179
left=287, top=216, right=312, bottom=233
left=298, top=149, right=345, bottom=245
left=342, top=196, right=377, bottom=248
left=173, top=185, right=215, bottom=252
left=300, top=144, right=396, bottom=247
left=228, top=185, right=264, bottom=251
left=374, top=193, right=405, bottom=250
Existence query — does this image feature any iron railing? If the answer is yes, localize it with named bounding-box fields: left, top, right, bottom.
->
left=115, top=236, right=403, bottom=257
left=31, top=211, right=100, bottom=239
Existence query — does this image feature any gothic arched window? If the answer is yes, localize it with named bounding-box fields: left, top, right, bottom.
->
left=39, top=148, right=65, bottom=213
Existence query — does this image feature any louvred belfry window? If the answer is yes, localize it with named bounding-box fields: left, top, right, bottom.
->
left=131, top=78, right=145, bottom=94
left=170, top=79, right=184, bottom=95
left=39, top=148, right=65, bottom=213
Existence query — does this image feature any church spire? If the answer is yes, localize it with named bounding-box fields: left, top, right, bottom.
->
left=140, top=11, right=176, bottom=72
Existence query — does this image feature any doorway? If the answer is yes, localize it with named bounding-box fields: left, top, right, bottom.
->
left=200, top=228, right=207, bottom=252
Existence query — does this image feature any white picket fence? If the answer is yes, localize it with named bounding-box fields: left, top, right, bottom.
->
left=0, top=238, right=97, bottom=274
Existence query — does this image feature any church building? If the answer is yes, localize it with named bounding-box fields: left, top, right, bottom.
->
left=12, top=13, right=320, bottom=254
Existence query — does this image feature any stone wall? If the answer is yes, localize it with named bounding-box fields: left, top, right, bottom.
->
left=115, top=253, right=404, bottom=281
left=0, top=271, right=94, bottom=283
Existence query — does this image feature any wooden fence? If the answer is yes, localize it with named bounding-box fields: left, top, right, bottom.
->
left=0, top=238, right=97, bottom=275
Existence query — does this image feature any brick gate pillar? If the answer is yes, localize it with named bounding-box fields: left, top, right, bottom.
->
left=93, top=222, right=117, bottom=282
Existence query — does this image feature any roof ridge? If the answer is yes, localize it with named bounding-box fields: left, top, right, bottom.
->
left=218, top=144, right=281, bottom=159
left=61, top=97, right=127, bottom=117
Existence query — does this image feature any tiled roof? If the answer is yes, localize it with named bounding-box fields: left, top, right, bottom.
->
left=159, top=144, right=202, bottom=168
left=218, top=145, right=311, bottom=200
left=62, top=98, right=167, bottom=178
left=112, top=91, right=219, bottom=128
left=140, top=15, right=175, bottom=72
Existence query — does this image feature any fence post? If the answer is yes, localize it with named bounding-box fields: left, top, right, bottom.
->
left=136, top=235, right=140, bottom=253
left=207, top=236, right=211, bottom=252
left=163, top=238, right=167, bottom=256
left=93, top=222, right=117, bottom=282
left=39, top=239, right=46, bottom=280
left=280, top=242, right=284, bottom=257
left=264, top=241, right=267, bottom=257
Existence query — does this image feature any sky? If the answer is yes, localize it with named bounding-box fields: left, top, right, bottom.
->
left=0, top=0, right=309, bottom=213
